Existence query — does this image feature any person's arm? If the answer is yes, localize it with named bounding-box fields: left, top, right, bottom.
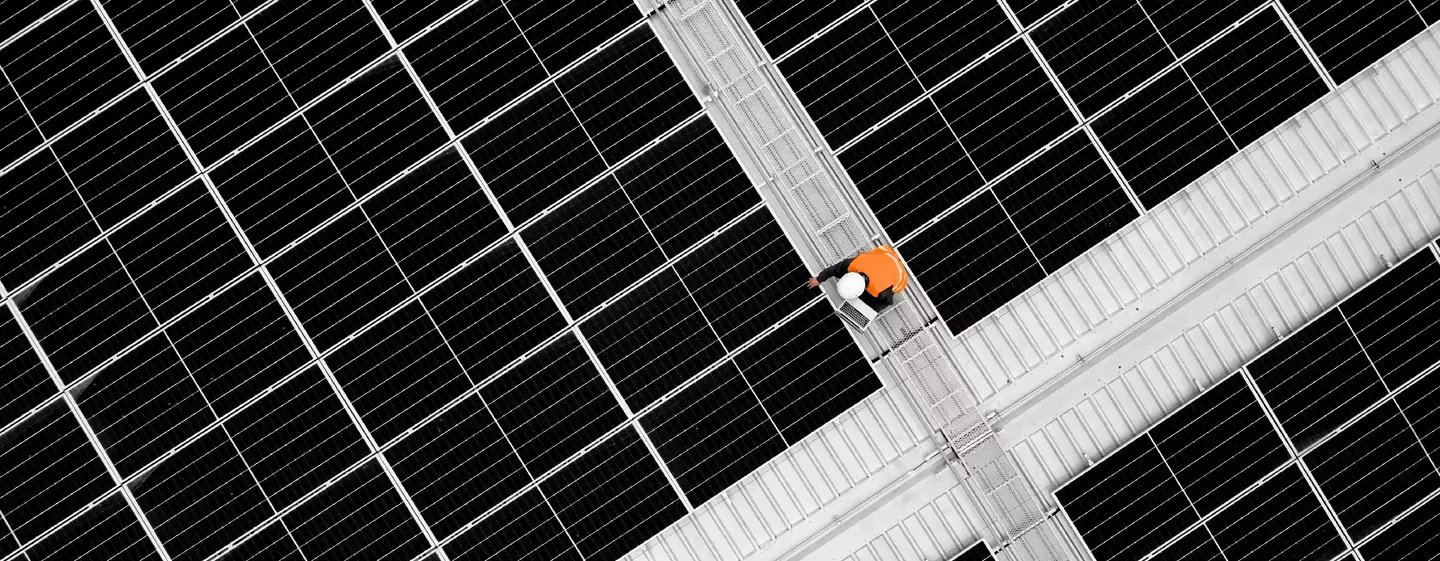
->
left=815, top=257, right=854, bottom=283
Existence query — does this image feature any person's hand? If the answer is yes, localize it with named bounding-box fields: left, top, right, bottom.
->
left=805, top=277, right=820, bottom=289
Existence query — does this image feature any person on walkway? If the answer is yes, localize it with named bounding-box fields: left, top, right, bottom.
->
left=805, top=245, right=908, bottom=313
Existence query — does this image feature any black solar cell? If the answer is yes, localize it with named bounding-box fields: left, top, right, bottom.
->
left=282, top=460, right=429, bottom=561
left=0, top=519, right=13, bottom=560
left=780, top=10, right=925, bottom=147
left=327, top=302, right=472, bottom=445
left=838, top=100, right=985, bottom=240
left=387, top=394, right=530, bottom=539
left=372, top=0, right=466, bottom=44
left=154, top=25, right=297, bottom=166
left=0, top=1, right=134, bottom=137
left=224, top=367, right=368, bottom=508
left=25, top=493, right=160, bottom=561
left=0, top=0, right=62, bottom=45
left=1396, top=372, right=1440, bottom=466
left=1149, top=527, right=1225, bottom=561
left=1340, top=250, right=1440, bottom=389
left=1359, top=490, right=1440, bottom=561
left=0, top=401, right=112, bottom=544
left=19, top=241, right=158, bottom=383
left=508, top=0, right=638, bottom=73
left=1093, top=65, right=1236, bottom=209
left=1422, top=0, right=1440, bottom=25
left=216, top=520, right=304, bottom=561
left=479, top=333, right=625, bottom=476
left=740, top=0, right=863, bottom=59
left=1006, top=0, right=1066, bottom=28
left=101, top=0, right=238, bottom=76
left=1032, top=0, right=1177, bottom=116
left=211, top=118, right=356, bottom=259
left=110, top=180, right=250, bottom=322
left=444, top=487, right=581, bottom=561
left=1285, top=0, right=1424, bottom=84
left=1056, top=436, right=1199, bottom=561
left=735, top=300, right=880, bottom=443
left=247, top=0, right=389, bottom=106
left=991, top=131, right=1136, bottom=272
left=269, top=210, right=414, bottom=351
left=465, top=84, right=606, bottom=225
left=557, top=28, right=699, bottom=164
left=904, top=190, right=1047, bottom=335
left=954, top=540, right=995, bottom=561
left=1308, top=399, right=1440, bottom=540
left=422, top=241, right=568, bottom=378
left=132, top=428, right=273, bottom=561
left=167, top=272, right=311, bottom=417
left=0, top=75, right=40, bottom=168
left=677, top=211, right=812, bottom=350
left=583, top=268, right=726, bottom=411
left=405, top=0, right=546, bottom=133
left=1140, top=0, right=1267, bottom=57
left=1207, top=465, right=1345, bottom=561
left=0, top=151, right=100, bottom=289
left=873, top=0, right=1013, bottom=90
left=540, top=426, right=687, bottom=560
left=74, top=335, right=215, bottom=476
left=0, top=307, right=50, bottom=430
left=931, top=40, right=1076, bottom=179
left=1182, top=9, right=1327, bottom=148
left=51, top=88, right=193, bottom=230
left=642, top=362, right=787, bottom=505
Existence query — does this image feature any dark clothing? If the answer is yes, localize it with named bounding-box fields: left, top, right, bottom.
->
left=817, top=257, right=895, bottom=312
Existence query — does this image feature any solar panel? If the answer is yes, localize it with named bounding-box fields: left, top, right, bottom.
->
left=443, top=487, right=581, bottom=561
left=0, top=0, right=60, bottom=43
left=246, top=0, right=389, bottom=105
left=1031, top=0, right=1176, bottom=116
left=1307, top=399, right=1440, bottom=540
left=0, top=1, right=134, bottom=137
left=1056, top=434, right=1199, bottom=561
left=282, top=460, right=429, bottom=561
left=405, top=0, right=547, bottom=132
left=0, top=65, right=39, bottom=169
left=1207, top=465, right=1345, bottom=561
left=1148, top=527, right=1224, bottom=561
left=1339, top=249, right=1440, bottom=388
left=26, top=493, right=160, bottom=561
left=131, top=428, right=273, bottom=561
left=0, top=304, right=50, bottom=429
left=1285, top=0, right=1425, bottom=83
left=0, top=151, right=100, bottom=288
left=1360, top=487, right=1440, bottom=561
left=741, top=0, right=863, bottom=58
left=0, top=401, right=111, bottom=544
left=873, top=0, right=1012, bottom=90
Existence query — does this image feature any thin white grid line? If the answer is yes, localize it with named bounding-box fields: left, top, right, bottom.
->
left=1272, top=1, right=1341, bottom=90
left=1337, top=306, right=1440, bottom=479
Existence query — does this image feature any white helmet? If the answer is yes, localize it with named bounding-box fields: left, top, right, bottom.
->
left=837, top=272, right=866, bottom=299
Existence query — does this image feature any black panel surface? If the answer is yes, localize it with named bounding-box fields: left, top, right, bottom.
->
left=735, top=300, right=881, bottom=442
left=1056, top=437, right=1198, bottom=561
left=1149, top=375, right=1288, bottom=516
left=1360, top=491, right=1440, bottom=561
left=583, top=268, right=726, bottom=411
left=19, top=241, right=158, bottom=382
left=558, top=28, right=699, bottom=163
left=1208, top=466, right=1345, bottom=561
left=615, top=118, right=761, bottom=256
left=154, top=25, right=296, bottom=166
left=248, top=0, right=389, bottom=105
left=211, top=118, right=356, bottom=259
left=0, top=401, right=112, bottom=544
left=1094, top=66, right=1236, bottom=208
left=1286, top=0, right=1424, bottom=84
left=1141, top=0, right=1266, bottom=56
left=481, top=333, right=625, bottom=476
left=838, top=100, right=985, bottom=240
left=0, top=1, right=134, bottom=137
left=1007, top=0, right=1065, bottom=27
left=0, top=76, right=41, bottom=168
left=1249, top=309, right=1387, bottom=449
left=406, top=0, right=546, bottom=132
left=216, top=521, right=304, bottom=561
left=466, top=84, right=606, bottom=224
left=1423, top=0, right=1440, bottom=25
left=741, top=0, right=862, bottom=58
left=388, top=394, right=530, bottom=539
left=1032, top=0, right=1176, bottom=116
left=1341, top=250, right=1440, bottom=389
left=0, top=151, right=100, bottom=289
left=364, top=148, right=507, bottom=289
left=133, top=429, right=273, bottom=561
left=445, top=488, right=581, bottom=561
left=102, top=0, right=238, bottom=75
left=51, top=88, right=193, bottom=230
left=508, top=0, right=638, bottom=72
left=873, top=0, right=1012, bottom=89
left=678, top=211, right=811, bottom=349
left=1182, top=9, right=1327, bottom=148
left=932, top=40, right=1076, bottom=179
left=954, top=541, right=996, bottom=561
left=306, top=58, right=448, bottom=198
left=283, top=461, right=428, bottom=561
left=110, top=181, right=250, bottom=322
left=26, top=494, right=160, bottom=561
left=0, top=308, right=50, bottom=428
left=422, top=241, right=568, bottom=377
left=270, top=210, right=414, bottom=351
left=904, top=190, right=1047, bottom=334
left=1400, top=367, right=1440, bottom=459
left=0, top=0, right=63, bottom=45
left=328, top=302, right=472, bottom=445
left=74, top=336, right=215, bottom=476
left=225, top=368, right=368, bottom=508
left=373, top=0, right=466, bottom=43
left=525, top=177, right=665, bottom=316
left=168, top=272, right=310, bottom=417
left=993, top=131, right=1136, bottom=272
left=780, top=10, right=924, bottom=147
left=1309, top=399, right=1440, bottom=540
left=1150, top=528, right=1226, bottom=561
left=541, top=426, right=687, bottom=561
left=643, top=362, right=787, bottom=505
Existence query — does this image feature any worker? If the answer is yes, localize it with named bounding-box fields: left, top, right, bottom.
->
left=805, top=245, right=908, bottom=312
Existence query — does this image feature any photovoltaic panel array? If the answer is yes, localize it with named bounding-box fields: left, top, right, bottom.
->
left=0, top=2, right=883, bottom=560
left=743, top=0, right=1434, bottom=336
left=1057, top=246, right=1440, bottom=561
